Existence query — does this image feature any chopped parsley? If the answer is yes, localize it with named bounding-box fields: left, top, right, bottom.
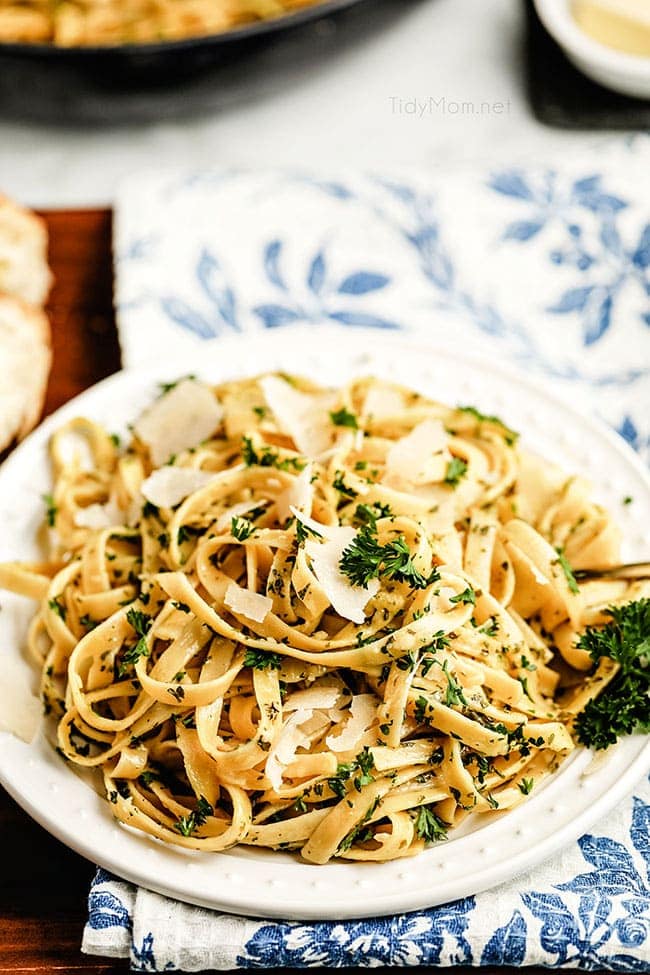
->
left=337, top=797, right=380, bottom=854
left=554, top=547, right=580, bottom=595
left=622, top=496, right=634, bottom=506
left=479, top=617, right=499, bottom=637
left=414, top=695, right=429, bottom=723
left=327, top=748, right=376, bottom=798
left=243, top=648, right=282, bottom=670
left=330, top=407, right=359, bottom=430
left=414, top=806, right=448, bottom=843
left=442, top=660, right=468, bottom=708
left=518, top=778, right=534, bottom=795
left=295, top=518, right=323, bottom=545
left=241, top=436, right=305, bottom=472
left=449, top=585, right=476, bottom=606
left=332, top=470, right=358, bottom=500
left=231, top=516, right=254, bottom=541
left=444, top=457, right=468, bottom=488
left=353, top=502, right=393, bottom=528
left=174, top=795, right=213, bottom=837
left=42, top=493, right=57, bottom=527
left=355, top=747, right=375, bottom=788
left=118, top=608, right=152, bottom=677
left=339, top=526, right=439, bottom=590
left=574, top=599, right=650, bottom=750
left=48, top=595, right=67, bottom=621
left=177, top=524, right=202, bottom=546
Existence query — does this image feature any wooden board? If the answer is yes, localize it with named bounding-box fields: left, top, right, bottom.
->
left=0, top=209, right=125, bottom=974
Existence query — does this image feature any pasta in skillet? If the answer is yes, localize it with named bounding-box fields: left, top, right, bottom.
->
left=1, top=373, right=648, bottom=863
left=0, top=0, right=324, bottom=46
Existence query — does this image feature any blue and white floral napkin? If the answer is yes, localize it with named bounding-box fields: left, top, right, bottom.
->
left=82, top=144, right=650, bottom=970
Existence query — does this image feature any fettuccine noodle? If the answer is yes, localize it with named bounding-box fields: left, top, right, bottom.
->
left=2, top=373, right=646, bottom=863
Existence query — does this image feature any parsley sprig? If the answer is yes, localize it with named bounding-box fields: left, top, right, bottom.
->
left=414, top=806, right=448, bottom=843
left=327, top=747, right=376, bottom=798
left=339, top=526, right=439, bottom=590
left=174, top=796, right=213, bottom=837
left=574, top=599, right=650, bottom=750
left=243, top=648, right=283, bottom=670
left=118, top=608, right=152, bottom=677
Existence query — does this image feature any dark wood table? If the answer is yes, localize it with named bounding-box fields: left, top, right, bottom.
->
left=0, top=210, right=604, bottom=974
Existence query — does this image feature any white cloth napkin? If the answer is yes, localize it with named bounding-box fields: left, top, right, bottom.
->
left=83, top=144, right=650, bottom=970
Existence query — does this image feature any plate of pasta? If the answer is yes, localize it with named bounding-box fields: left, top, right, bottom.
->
left=0, top=0, right=359, bottom=47
left=0, top=325, right=648, bottom=920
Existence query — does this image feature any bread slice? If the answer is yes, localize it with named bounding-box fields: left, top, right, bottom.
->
left=0, top=294, right=52, bottom=451
left=0, top=195, right=52, bottom=306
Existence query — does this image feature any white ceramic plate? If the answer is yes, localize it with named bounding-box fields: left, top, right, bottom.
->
left=1, top=325, right=649, bottom=920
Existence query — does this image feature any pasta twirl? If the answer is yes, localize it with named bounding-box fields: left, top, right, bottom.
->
left=2, top=373, right=647, bottom=864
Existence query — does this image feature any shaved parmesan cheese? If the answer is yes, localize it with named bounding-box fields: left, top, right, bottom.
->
left=265, top=708, right=313, bottom=791
left=326, top=694, right=377, bottom=752
left=300, top=712, right=331, bottom=736
left=224, top=582, right=272, bottom=623
left=276, top=464, right=314, bottom=523
left=134, top=379, right=223, bottom=467
left=74, top=497, right=123, bottom=529
left=141, top=467, right=216, bottom=509
left=385, top=419, right=450, bottom=489
left=363, top=384, right=405, bottom=419
left=305, top=527, right=379, bottom=624
left=260, top=376, right=333, bottom=457
left=215, top=499, right=267, bottom=533
left=0, top=654, right=41, bottom=743
left=283, top=684, right=342, bottom=711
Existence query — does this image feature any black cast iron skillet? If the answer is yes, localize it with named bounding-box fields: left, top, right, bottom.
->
left=0, top=0, right=416, bottom=123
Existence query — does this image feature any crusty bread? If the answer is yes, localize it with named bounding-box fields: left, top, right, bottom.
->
left=0, top=294, right=52, bottom=451
left=0, top=194, right=52, bottom=306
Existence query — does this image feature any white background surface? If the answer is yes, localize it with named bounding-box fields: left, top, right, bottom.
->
left=0, top=0, right=623, bottom=208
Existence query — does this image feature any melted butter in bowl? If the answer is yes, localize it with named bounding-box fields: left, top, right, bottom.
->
left=573, top=0, right=650, bottom=57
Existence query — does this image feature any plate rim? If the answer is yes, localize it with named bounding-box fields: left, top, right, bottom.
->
left=1, top=324, right=649, bottom=920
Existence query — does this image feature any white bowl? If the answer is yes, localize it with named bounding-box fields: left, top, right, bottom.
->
left=534, top=0, right=650, bottom=100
